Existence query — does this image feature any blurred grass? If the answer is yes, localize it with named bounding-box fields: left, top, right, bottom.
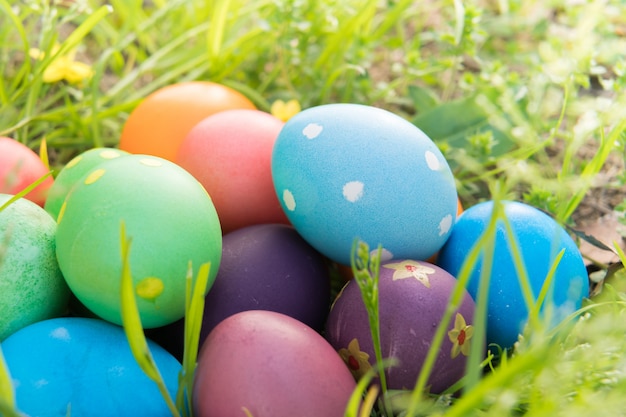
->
left=1, top=0, right=626, bottom=416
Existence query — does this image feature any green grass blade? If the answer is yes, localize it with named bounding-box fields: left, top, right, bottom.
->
left=0, top=0, right=30, bottom=107
left=501, top=215, right=536, bottom=318
left=557, top=119, right=625, bottom=222
left=119, top=222, right=181, bottom=417
left=54, top=5, right=114, bottom=61
left=613, top=241, right=626, bottom=267
left=0, top=401, right=21, bottom=417
left=530, top=249, right=564, bottom=325
left=0, top=345, right=15, bottom=412
left=177, top=261, right=211, bottom=417
left=207, top=0, right=233, bottom=60
left=453, top=0, right=466, bottom=46
left=350, top=240, right=391, bottom=414
left=343, top=359, right=395, bottom=417
left=0, top=172, right=53, bottom=213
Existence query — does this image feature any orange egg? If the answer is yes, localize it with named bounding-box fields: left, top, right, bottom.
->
left=119, top=81, right=256, bottom=161
left=0, top=137, right=53, bottom=206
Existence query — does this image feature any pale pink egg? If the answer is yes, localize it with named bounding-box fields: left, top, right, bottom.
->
left=176, top=109, right=289, bottom=234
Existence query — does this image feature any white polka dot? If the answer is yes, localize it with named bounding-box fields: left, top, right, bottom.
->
left=342, top=181, right=364, bottom=202
left=140, top=158, right=162, bottom=167
left=50, top=327, right=70, bottom=341
left=283, top=189, right=296, bottom=211
left=302, top=123, right=323, bottom=139
left=425, top=151, right=440, bottom=171
left=439, top=214, right=453, bottom=236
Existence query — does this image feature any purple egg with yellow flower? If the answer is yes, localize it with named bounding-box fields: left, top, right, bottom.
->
left=325, top=259, right=478, bottom=393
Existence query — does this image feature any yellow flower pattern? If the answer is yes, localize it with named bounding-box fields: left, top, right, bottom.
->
left=447, top=313, right=474, bottom=359
left=338, top=338, right=372, bottom=380
left=383, top=260, right=435, bottom=288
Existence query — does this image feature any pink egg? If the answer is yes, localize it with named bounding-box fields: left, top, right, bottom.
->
left=0, top=137, right=52, bottom=206
left=176, top=109, right=289, bottom=234
left=193, top=310, right=356, bottom=417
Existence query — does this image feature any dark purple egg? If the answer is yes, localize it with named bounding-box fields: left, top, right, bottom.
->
left=325, top=259, right=479, bottom=394
left=200, top=223, right=331, bottom=343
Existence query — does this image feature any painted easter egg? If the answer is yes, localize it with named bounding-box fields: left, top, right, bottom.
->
left=271, top=103, right=457, bottom=265
left=119, top=81, right=256, bottom=161
left=202, top=223, right=330, bottom=337
left=0, top=137, right=53, bottom=206
left=2, top=317, right=180, bottom=417
left=325, top=259, right=477, bottom=393
left=55, top=154, right=222, bottom=328
left=436, top=200, right=589, bottom=350
left=0, top=195, right=69, bottom=340
left=146, top=224, right=331, bottom=361
left=176, top=109, right=289, bottom=234
left=44, top=147, right=129, bottom=221
left=193, top=310, right=356, bottom=417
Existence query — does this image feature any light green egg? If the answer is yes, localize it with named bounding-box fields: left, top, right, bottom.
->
left=0, top=194, right=70, bottom=340
left=45, top=147, right=129, bottom=221
left=55, top=155, right=222, bottom=328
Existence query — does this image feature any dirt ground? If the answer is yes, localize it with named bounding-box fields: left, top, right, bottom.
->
left=572, top=150, right=626, bottom=266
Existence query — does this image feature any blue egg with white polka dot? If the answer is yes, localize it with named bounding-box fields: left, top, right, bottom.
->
left=271, top=103, right=457, bottom=265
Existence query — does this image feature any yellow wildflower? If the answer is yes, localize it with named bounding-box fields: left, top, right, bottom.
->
left=270, top=99, right=301, bottom=122
left=29, top=44, right=94, bottom=85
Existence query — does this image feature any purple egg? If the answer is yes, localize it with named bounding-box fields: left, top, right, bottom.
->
left=148, top=224, right=331, bottom=358
left=201, top=223, right=331, bottom=338
left=326, top=259, right=478, bottom=393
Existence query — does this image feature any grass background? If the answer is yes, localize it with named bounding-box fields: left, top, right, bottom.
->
left=1, top=0, right=626, bottom=416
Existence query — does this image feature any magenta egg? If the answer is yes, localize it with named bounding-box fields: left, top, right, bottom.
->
left=193, top=310, right=356, bottom=417
left=326, top=259, right=479, bottom=394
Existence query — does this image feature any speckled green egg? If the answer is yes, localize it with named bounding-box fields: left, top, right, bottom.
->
left=45, top=147, right=129, bottom=221
left=0, top=194, right=70, bottom=340
left=55, top=155, right=222, bottom=328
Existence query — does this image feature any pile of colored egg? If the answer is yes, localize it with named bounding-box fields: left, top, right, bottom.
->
left=0, top=82, right=591, bottom=416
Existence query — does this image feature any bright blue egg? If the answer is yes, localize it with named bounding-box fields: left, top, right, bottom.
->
left=2, top=317, right=181, bottom=417
left=271, top=103, right=457, bottom=265
left=436, top=200, right=589, bottom=350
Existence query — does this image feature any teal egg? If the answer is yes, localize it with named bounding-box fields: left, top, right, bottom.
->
left=2, top=317, right=181, bottom=417
left=437, top=200, right=589, bottom=350
left=45, top=147, right=129, bottom=221
left=0, top=194, right=70, bottom=340
left=55, top=155, right=222, bottom=328
left=271, top=103, right=457, bottom=265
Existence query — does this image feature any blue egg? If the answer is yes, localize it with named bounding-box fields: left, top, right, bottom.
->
left=436, top=200, right=589, bottom=350
left=2, top=317, right=181, bottom=417
left=271, top=103, right=457, bottom=265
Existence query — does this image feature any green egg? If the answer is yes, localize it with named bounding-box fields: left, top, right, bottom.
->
left=55, top=155, right=222, bottom=328
left=0, top=194, right=70, bottom=340
left=45, top=147, right=129, bottom=221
